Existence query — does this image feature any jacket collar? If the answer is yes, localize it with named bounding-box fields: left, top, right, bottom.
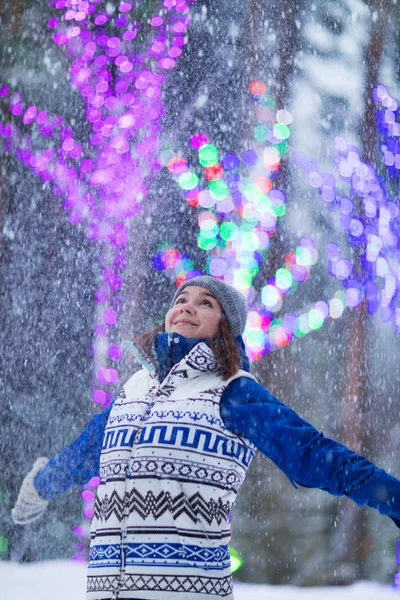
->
left=122, top=332, right=251, bottom=383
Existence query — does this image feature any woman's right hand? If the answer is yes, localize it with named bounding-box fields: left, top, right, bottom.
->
left=11, top=457, right=50, bottom=525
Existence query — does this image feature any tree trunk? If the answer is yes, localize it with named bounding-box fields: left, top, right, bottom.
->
left=0, top=0, right=26, bottom=269
left=330, top=0, right=389, bottom=582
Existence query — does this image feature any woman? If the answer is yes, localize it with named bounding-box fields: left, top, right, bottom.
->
left=12, top=275, right=400, bottom=600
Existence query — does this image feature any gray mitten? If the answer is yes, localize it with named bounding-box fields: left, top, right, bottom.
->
left=11, top=457, right=50, bottom=525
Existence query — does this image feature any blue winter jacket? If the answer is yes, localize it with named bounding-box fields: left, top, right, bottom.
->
left=34, top=332, right=400, bottom=528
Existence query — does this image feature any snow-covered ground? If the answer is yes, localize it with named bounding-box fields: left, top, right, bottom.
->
left=0, top=561, right=399, bottom=600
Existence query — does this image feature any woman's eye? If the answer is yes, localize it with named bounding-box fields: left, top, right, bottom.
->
left=175, top=297, right=212, bottom=307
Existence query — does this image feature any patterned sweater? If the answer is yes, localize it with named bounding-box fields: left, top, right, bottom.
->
left=86, top=339, right=257, bottom=599
left=35, top=333, right=400, bottom=599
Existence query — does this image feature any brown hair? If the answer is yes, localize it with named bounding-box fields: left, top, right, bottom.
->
left=131, top=313, right=242, bottom=381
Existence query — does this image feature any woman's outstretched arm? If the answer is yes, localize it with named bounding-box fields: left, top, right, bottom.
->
left=220, top=377, right=400, bottom=527
left=33, top=400, right=114, bottom=500
left=12, top=400, right=114, bottom=525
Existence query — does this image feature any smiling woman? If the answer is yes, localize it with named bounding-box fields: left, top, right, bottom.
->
left=11, top=275, right=400, bottom=600
left=165, top=286, right=223, bottom=339
left=132, top=276, right=246, bottom=381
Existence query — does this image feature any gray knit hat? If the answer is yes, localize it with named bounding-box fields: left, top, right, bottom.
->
left=170, top=275, right=248, bottom=337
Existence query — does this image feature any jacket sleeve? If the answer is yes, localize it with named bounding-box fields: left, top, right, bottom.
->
left=220, top=377, right=400, bottom=527
left=33, top=400, right=114, bottom=501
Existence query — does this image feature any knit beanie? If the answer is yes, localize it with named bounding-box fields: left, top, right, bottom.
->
left=170, top=276, right=248, bottom=337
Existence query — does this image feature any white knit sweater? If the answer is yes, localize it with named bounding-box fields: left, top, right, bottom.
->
left=87, top=340, right=256, bottom=600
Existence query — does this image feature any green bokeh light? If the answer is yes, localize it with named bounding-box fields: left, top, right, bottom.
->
left=271, top=203, right=286, bottom=217
left=198, top=234, right=217, bottom=251
left=275, top=267, right=293, bottom=291
left=236, top=254, right=259, bottom=278
left=199, top=218, right=219, bottom=239
left=335, top=289, right=346, bottom=304
left=178, top=171, right=199, bottom=190
left=253, top=125, right=269, bottom=142
left=261, top=284, right=282, bottom=311
left=0, top=535, right=8, bottom=553
left=294, top=329, right=306, bottom=338
left=270, top=320, right=281, bottom=329
left=229, top=546, right=244, bottom=573
left=240, top=217, right=259, bottom=231
left=199, top=227, right=219, bottom=239
left=208, top=179, right=229, bottom=200
left=220, top=222, right=238, bottom=241
left=256, top=193, right=272, bottom=212
left=198, top=144, right=219, bottom=167
left=243, top=183, right=260, bottom=204
left=240, top=232, right=259, bottom=252
left=273, top=123, right=291, bottom=140
left=245, top=327, right=265, bottom=349
left=308, top=308, right=325, bottom=330
left=258, top=94, right=275, bottom=109
left=296, top=246, right=313, bottom=267
left=297, top=314, right=311, bottom=335
left=249, top=261, right=260, bottom=277
left=275, top=140, right=289, bottom=155
left=234, top=268, right=252, bottom=289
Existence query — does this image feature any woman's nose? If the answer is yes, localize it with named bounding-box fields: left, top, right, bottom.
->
left=180, top=304, right=194, bottom=313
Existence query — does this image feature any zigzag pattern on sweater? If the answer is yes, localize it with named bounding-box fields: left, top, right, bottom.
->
left=93, top=488, right=230, bottom=525
left=87, top=573, right=233, bottom=596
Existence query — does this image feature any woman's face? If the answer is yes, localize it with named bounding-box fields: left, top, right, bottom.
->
left=165, top=285, right=222, bottom=339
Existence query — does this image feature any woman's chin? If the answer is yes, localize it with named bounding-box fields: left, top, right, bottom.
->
left=172, top=324, right=200, bottom=336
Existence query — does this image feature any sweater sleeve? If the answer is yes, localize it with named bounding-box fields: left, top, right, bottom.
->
left=33, top=400, right=114, bottom=501
left=220, top=377, right=400, bottom=527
